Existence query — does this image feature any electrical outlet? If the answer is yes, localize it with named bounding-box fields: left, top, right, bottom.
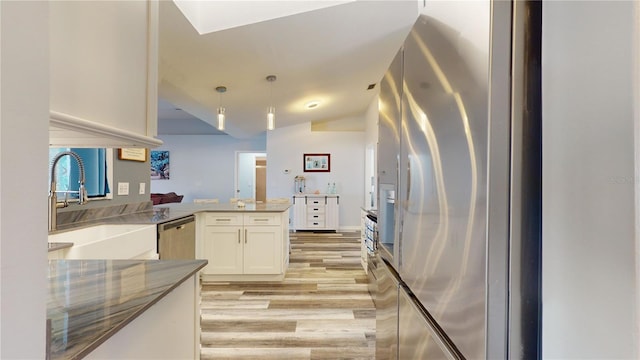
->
left=117, top=182, right=129, bottom=196
left=139, top=182, right=146, bottom=195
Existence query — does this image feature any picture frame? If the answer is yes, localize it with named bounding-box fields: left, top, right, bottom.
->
left=150, top=150, right=170, bottom=180
left=303, top=153, right=330, bottom=172
left=118, top=148, right=148, bottom=162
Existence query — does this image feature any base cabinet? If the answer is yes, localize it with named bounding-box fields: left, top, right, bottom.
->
left=85, top=275, right=200, bottom=360
left=292, top=195, right=339, bottom=231
left=198, top=211, right=288, bottom=281
left=244, top=226, right=281, bottom=274
left=202, top=226, right=243, bottom=274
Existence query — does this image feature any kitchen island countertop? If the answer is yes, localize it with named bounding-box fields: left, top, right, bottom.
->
left=48, top=259, right=207, bottom=360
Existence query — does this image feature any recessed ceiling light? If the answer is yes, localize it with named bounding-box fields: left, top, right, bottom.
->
left=305, top=101, right=321, bottom=109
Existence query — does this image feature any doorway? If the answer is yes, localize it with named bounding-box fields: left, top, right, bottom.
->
left=235, top=151, right=267, bottom=202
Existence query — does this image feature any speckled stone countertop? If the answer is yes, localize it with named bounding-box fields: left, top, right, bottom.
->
left=47, top=259, right=207, bottom=360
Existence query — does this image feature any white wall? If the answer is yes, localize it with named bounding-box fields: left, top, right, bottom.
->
left=542, top=1, right=637, bottom=358
left=0, top=1, right=48, bottom=357
left=266, top=122, right=365, bottom=230
left=150, top=135, right=266, bottom=203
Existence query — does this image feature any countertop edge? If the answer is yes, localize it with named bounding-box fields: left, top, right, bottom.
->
left=48, top=242, right=74, bottom=252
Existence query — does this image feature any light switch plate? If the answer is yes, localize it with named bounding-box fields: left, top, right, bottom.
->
left=139, top=182, right=146, bottom=195
left=117, top=182, right=129, bottom=196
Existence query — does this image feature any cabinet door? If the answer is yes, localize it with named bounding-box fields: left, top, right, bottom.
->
left=293, top=197, right=307, bottom=230
left=325, top=197, right=340, bottom=230
left=202, top=226, right=243, bottom=274
left=50, top=1, right=156, bottom=137
left=244, top=226, right=282, bottom=274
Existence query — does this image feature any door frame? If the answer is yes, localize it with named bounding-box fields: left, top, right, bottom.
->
left=234, top=151, right=267, bottom=199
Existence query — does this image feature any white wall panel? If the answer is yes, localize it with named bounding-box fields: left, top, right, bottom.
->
left=0, top=1, right=48, bottom=357
left=542, top=1, right=637, bottom=358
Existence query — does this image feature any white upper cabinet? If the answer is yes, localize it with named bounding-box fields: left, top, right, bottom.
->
left=49, top=1, right=162, bottom=148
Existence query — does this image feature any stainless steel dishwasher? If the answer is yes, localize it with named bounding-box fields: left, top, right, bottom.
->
left=157, top=215, right=196, bottom=260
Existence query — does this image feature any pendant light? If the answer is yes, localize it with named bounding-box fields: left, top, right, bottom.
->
left=266, top=75, right=276, bottom=130
left=215, top=86, right=227, bottom=131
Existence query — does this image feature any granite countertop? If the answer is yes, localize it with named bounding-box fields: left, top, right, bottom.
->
left=293, top=193, right=339, bottom=197
left=52, top=203, right=291, bottom=235
left=47, top=259, right=207, bottom=360
left=152, top=202, right=292, bottom=218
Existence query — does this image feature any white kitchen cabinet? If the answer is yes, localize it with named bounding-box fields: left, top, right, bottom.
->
left=292, top=195, right=339, bottom=231
left=85, top=274, right=200, bottom=360
left=49, top=0, right=161, bottom=148
left=244, top=226, right=281, bottom=274
left=202, top=225, right=243, bottom=274
left=198, top=211, right=288, bottom=281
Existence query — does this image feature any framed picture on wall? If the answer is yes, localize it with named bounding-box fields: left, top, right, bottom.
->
left=150, top=150, right=170, bottom=180
left=303, top=153, right=330, bottom=172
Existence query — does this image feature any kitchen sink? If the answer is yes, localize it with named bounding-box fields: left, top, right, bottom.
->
left=48, top=224, right=157, bottom=259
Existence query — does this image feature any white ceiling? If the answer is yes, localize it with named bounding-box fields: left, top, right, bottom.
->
left=157, top=0, right=419, bottom=139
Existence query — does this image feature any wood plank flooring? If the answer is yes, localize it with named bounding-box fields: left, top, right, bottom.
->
left=200, top=231, right=375, bottom=360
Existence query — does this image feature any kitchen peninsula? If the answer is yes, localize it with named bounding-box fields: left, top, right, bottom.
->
left=50, top=202, right=291, bottom=283
left=47, top=259, right=207, bottom=360
left=80, top=203, right=291, bottom=281
left=165, top=202, right=292, bottom=282
left=44, top=201, right=290, bottom=359
left=136, top=202, right=290, bottom=281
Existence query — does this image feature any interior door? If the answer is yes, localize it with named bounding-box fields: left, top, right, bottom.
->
left=236, top=152, right=266, bottom=199
left=255, top=157, right=266, bottom=202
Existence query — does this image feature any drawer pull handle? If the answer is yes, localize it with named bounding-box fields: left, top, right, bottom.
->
left=238, top=229, right=241, bottom=243
left=245, top=229, right=247, bottom=243
left=313, top=208, right=319, bottom=211
left=216, top=219, right=232, bottom=222
left=313, top=216, right=318, bottom=218
left=253, top=219, right=269, bottom=221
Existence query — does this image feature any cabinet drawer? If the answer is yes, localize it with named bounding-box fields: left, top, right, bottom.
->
left=307, top=214, right=325, bottom=222
left=205, top=213, right=243, bottom=226
left=245, top=213, right=281, bottom=226
left=306, top=197, right=325, bottom=206
left=306, top=205, right=326, bottom=214
left=306, top=220, right=325, bottom=228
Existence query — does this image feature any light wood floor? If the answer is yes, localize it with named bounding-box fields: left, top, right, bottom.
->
left=200, top=231, right=375, bottom=360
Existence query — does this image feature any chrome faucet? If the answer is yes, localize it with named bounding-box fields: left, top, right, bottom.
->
left=49, top=151, right=89, bottom=231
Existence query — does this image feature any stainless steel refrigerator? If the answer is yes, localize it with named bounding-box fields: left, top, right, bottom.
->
left=374, top=1, right=542, bottom=359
